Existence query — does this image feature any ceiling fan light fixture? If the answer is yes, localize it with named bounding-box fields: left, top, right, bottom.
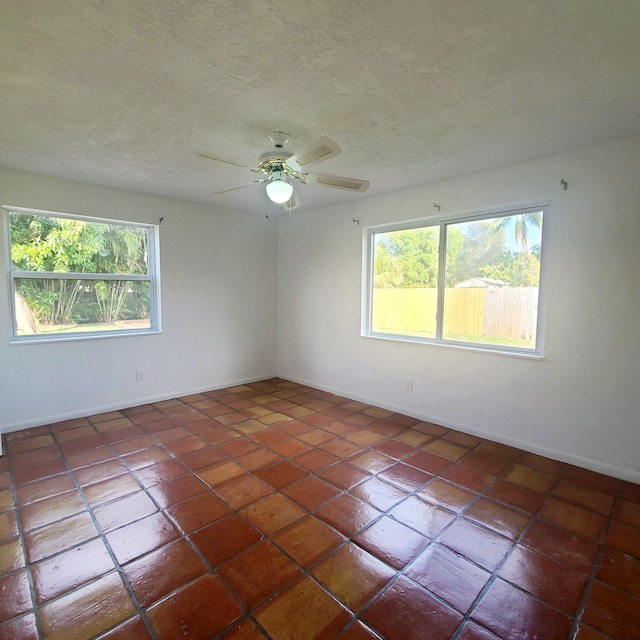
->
left=205, top=133, right=368, bottom=209
left=266, top=177, right=294, bottom=204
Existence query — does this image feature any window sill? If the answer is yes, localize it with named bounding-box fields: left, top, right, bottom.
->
left=10, top=328, right=162, bottom=345
left=362, top=332, right=544, bottom=360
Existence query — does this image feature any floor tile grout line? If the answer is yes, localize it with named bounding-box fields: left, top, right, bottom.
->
left=11, top=419, right=175, bottom=638
left=449, top=621, right=502, bottom=640
left=7, top=399, right=560, bottom=633
left=7, top=444, right=490, bottom=632
left=395, top=447, right=569, bottom=638
left=436, top=449, right=590, bottom=567
left=566, top=478, right=625, bottom=640
left=164, top=388, right=385, bottom=633
left=447, top=464, right=570, bottom=638
left=2, top=425, right=116, bottom=637
left=99, top=431, right=261, bottom=637
left=52, top=436, right=162, bottom=640
left=143, top=400, right=418, bottom=633
left=4, top=379, right=639, bottom=640
left=200, top=467, right=362, bottom=635
left=223, top=424, right=501, bottom=636
left=399, top=446, right=514, bottom=562
left=116, top=422, right=285, bottom=626
left=5, top=430, right=52, bottom=640
left=387, top=468, right=510, bottom=638
left=107, top=397, right=342, bottom=636
left=213, top=615, right=272, bottom=640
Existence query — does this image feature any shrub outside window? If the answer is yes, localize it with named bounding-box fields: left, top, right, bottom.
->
left=365, top=206, right=546, bottom=355
left=6, top=206, right=161, bottom=341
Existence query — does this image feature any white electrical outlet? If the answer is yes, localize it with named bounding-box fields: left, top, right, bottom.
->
left=404, top=378, right=413, bottom=392
left=136, top=369, right=144, bottom=382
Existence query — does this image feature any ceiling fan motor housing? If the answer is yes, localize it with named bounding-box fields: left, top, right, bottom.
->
left=257, top=150, right=306, bottom=183
left=258, top=150, right=293, bottom=168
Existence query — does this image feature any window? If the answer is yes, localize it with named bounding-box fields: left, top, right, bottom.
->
left=364, top=205, right=546, bottom=355
left=5, top=206, right=161, bottom=341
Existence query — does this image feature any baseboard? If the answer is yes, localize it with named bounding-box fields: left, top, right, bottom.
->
left=281, top=374, right=640, bottom=484
left=2, top=373, right=277, bottom=434
left=6, top=370, right=639, bottom=485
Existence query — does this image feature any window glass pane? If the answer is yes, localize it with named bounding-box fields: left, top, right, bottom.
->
left=14, top=278, right=151, bottom=336
left=9, top=212, right=149, bottom=275
left=443, top=211, right=543, bottom=349
left=372, top=226, right=440, bottom=338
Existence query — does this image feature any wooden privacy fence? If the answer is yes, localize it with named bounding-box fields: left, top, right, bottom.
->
left=372, top=287, right=538, bottom=340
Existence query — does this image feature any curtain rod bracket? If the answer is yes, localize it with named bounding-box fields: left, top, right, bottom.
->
left=434, top=203, right=441, bottom=212
left=560, top=179, right=568, bottom=190
left=353, top=218, right=360, bottom=225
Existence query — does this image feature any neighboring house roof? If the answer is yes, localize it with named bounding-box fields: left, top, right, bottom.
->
left=455, top=277, right=507, bottom=288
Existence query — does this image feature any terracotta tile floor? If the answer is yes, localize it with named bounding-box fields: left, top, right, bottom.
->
left=1, top=379, right=639, bottom=639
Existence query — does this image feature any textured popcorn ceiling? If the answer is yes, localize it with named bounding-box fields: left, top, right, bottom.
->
left=1, top=1, right=640, bottom=214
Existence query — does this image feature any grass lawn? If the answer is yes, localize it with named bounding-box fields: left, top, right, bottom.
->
left=18, top=318, right=151, bottom=337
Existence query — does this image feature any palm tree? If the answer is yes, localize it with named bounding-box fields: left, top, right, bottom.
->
left=493, top=212, right=542, bottom=254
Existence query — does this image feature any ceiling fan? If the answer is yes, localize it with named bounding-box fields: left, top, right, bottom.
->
left=199, top=132, right=369, bottom=210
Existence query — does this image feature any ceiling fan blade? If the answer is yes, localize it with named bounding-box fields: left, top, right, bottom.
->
left=309, top=173, right=369, bottom=192
left=281, top=184, right=301, bottom=211
left=199, top=153, right=246, bottom=168
left=214, top=179, right=265, bottom=195
left=287, top=137, right=341, bottom=169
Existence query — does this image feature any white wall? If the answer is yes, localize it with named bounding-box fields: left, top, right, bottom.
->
left=0, top=169, right=278, bottom=431
left=3, top=138, right=639, bottom=481
left=277, top=135, right=640, bottom=482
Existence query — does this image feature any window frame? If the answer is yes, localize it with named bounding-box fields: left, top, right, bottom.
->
left=5, top=205, right=162, bottom=343
left=362, top=203, right=549, bottom=358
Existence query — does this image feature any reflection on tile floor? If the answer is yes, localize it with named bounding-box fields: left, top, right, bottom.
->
left=1, top=378, right=639, bottom=639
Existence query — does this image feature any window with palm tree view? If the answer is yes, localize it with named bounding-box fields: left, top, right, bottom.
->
left=6, top=207, right=160, bottom=340
left=367, top=206, right=545, bottom=353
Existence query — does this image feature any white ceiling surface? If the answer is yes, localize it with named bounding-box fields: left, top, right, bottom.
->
left=1, top=1, right=640, bottom=215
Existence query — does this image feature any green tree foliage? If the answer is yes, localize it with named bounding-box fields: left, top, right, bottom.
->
left=373, top=215, right=541, bottom=290
left=374, top=226, right=444, bottom=288
left=10, top=212, right=149, bottom=327
left=446, top=220, right=510, bottom=285
left=374, top=227, right=439, bottom=287
left=481, top=253, right=540, bottom=286
left=492, top=211, right=542, bottom=254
